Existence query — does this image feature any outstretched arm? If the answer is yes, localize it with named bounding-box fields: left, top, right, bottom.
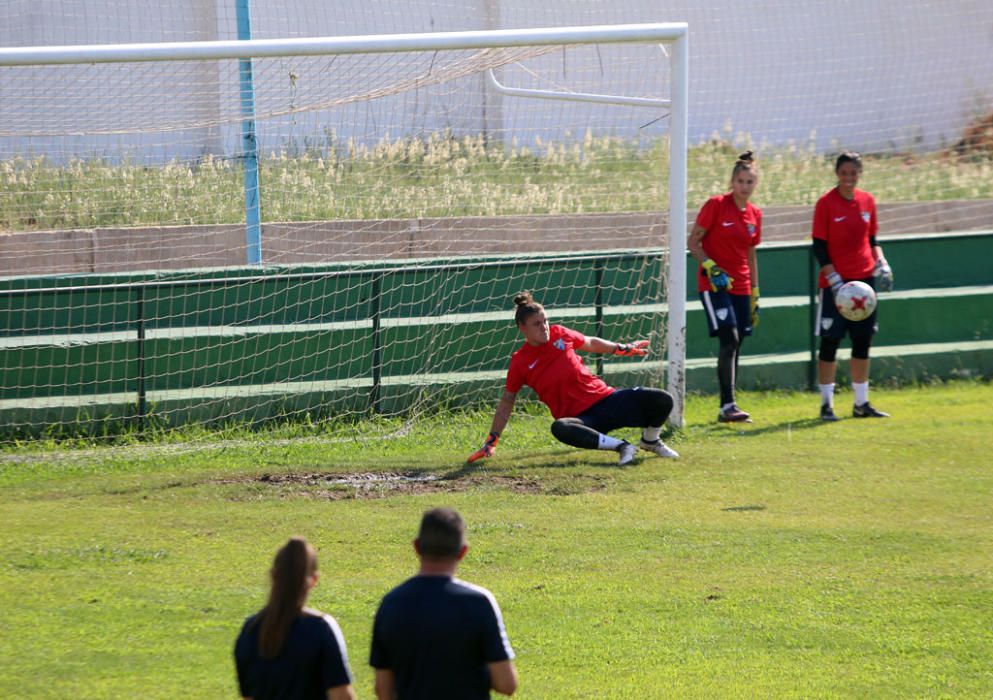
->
left=580, top=337, right=649, bottom=356
left=488, top=390, right=517, bottom=436
left=466, top=390, right=517, bottom=463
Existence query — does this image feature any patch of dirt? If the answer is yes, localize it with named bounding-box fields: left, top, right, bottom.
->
left=215, top=470, right=608, bottom=499
left=952, top=111, right=993, bottom=159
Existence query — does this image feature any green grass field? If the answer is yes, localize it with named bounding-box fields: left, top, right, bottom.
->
left=2, top=382, right=992, bottom=698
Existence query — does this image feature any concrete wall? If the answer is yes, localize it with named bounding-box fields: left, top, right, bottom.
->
left=1, top=0, right=991, bottom=162
left=3, top=199, right=991, bottom=277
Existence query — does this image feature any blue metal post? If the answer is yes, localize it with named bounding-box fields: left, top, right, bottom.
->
left=236, top=0, right=262, bottom=264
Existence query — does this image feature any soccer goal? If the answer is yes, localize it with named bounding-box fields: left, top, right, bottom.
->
left=0, top=23, right=688, bottom=443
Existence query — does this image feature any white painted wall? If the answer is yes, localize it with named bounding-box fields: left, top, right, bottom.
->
left=1, top=0, right=991, bottom=161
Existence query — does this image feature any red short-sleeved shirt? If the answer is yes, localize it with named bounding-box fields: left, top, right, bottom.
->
left=505, top=324, right=614, bottom=419
left=812, top=187, right=878, bottom=287
left=694, top=194, right=762, bottom=294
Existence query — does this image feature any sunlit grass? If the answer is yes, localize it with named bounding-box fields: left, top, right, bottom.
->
left=1, top=382, right=991, bottom=698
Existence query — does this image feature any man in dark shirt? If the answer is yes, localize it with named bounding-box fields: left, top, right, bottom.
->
left=370, top=508, right=518, bottom=699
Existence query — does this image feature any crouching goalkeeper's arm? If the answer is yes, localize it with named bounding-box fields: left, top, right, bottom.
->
left=580, top=337, right=650, bottom=356
left=467, top=390, right=517, bottom=463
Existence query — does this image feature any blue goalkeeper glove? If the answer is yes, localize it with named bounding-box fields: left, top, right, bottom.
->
left=702, top=258, right=733, bottom=292
left=874, top=258, right=894, bottom=292
left=466, top=431, right=500, bottom=464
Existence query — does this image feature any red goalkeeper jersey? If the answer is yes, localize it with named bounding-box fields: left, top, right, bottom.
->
left=505, top=324, right=614, bottom=419
left=812, top=187, right=878, bottom=287
left=694, top=194, right=762, bottom=294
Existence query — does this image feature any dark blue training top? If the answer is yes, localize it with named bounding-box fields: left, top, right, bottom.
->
left=370, top=575, right=515, bottom=700
left=235, top=608, right=353, bottom=700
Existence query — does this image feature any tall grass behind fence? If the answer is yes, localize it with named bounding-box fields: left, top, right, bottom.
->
left=3, top=136, right=992, bottom=234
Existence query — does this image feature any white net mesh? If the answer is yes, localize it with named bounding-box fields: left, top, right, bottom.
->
left=2, top=0, right=992, bottom=445
left=0, top=19, right=676, bottom=442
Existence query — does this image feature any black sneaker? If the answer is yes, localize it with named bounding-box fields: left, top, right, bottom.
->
left=853, top=402, right=890, bottom=418
left=718, top=404, right=751, bottom=423
left=820, top=404, right=840, bottom=422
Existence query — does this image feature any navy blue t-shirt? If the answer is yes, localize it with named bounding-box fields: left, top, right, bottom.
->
left=370, top=575, right=515, bottom=700
left=235, top=608, right=353, bottom=700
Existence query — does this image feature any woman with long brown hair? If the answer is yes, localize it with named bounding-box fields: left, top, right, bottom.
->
left=467, top=291, right=678, bottom=467
left=688, top=151, right=762, bottom=423
left=234, top=537, right=356, bottom=700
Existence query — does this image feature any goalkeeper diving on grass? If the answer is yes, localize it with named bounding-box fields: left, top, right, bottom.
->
left=466, top=292, right=678, bottom=467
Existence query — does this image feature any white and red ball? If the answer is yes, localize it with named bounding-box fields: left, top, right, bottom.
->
left=835, top=281, right=877, bottom=322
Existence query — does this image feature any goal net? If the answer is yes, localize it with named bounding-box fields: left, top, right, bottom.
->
left=0, top=22, right=688, bottom=444
left=3, top=0, right=992, bottom=449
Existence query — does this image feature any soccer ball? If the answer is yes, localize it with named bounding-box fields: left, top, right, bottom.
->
left=835, top=281, right=877, bottom=321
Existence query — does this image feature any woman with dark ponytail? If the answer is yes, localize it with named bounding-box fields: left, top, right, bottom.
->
left=688, top=151, right=762, bottom=423
left=467, top=291, right=678, bottom=467
left=811, top=151, right=892, bottom=420
left=235, top=537, right=356, bottom=700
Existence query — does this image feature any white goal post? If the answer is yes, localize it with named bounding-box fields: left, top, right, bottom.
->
left=0, top=23, right=688, bottom=434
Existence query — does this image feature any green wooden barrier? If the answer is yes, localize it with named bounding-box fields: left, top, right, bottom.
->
left=1, top=232, right=990, bottom=435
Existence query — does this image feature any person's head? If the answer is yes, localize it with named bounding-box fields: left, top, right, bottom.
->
left=729, top=150, right=759, bottom=203
left=258, top=537, right=318, bottom=659
left=415, top=507, right=468, bottom=564
left=834, top=151, right=863, bottom=191
left=514, top=291, right=549, bottom=346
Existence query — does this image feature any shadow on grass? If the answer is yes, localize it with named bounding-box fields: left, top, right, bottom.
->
left=441, top=447, right=600, bottom=480
left=695, top=416, right=828, bottom=438
left=437, top=437, right=681, bottom=480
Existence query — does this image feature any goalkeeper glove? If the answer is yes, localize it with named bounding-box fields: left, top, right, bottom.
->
left=614, top=340, right=649, bottom=357
left=702, top=258, right=733, bottom=292
left=825, top=270, right=844, bottom=295
left=466, top=431, right=500, bottom=464
left=874, top=258, right=894, bottom=292
left=750, top=287, right=760, bottom=328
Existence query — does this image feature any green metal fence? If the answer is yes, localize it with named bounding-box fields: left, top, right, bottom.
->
left=1, top=231, right=991, bottom=435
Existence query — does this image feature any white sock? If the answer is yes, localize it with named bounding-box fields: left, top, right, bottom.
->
left=819, top=383, right=835, bottom=406
left=597, top=433, right=625, bottom=450
left=853, top=381, right=869, bottom=406
left=720, top=402, right=735, bottom=412
left=642, top=426, right=662, bottom=443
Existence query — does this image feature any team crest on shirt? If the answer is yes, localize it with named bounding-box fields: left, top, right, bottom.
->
left=553, top=338, right=566, bottom=351
left=747, top=223, right=757, bottom=236
left=821, top=318, right=834, bottom=330
left=861, top=211, right=870, bottom=223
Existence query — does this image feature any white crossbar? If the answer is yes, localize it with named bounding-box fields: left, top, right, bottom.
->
left=0, top=23, right=687, bottom=66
